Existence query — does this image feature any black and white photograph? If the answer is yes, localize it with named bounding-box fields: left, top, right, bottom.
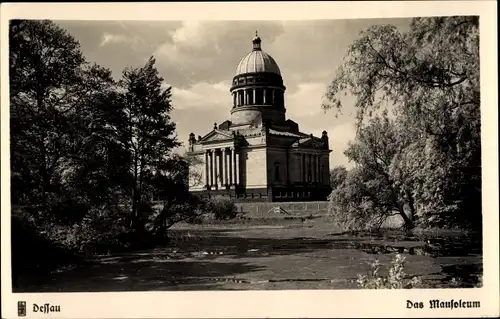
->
left=1, top=2, right=498, bottom=318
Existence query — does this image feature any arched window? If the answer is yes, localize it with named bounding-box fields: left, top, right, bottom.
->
left=247, top=90, right=253, bottom=105
left=255, top=88, right=263, bottom=105
left=265, top=89, right=272, bottom=105
left=276, top=91, right=284, bottom=107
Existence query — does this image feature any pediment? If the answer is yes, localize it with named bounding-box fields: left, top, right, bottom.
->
left=199, top=130, right=234, bottom=143
left=291, top=137, right=325, bottom=149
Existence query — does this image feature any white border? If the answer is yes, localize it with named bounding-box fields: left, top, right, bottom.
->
left=1, top=1, right=498, bottom=318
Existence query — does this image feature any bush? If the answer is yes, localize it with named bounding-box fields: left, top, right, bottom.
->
left=11, top=214, right=81, bottom=287
left=206, top=196, right=238, bottom=220
left=356, top=254, right=422, bottom=289
left=29, top=203, right=142, bottom=257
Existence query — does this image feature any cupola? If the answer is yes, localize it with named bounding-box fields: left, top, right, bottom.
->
left=230, top=31, right=287, bottom=127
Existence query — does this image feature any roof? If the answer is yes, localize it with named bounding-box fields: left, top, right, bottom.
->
left=235, top=36, right=281, bottom=76
left=291, top=136, right=326, bottom=149
left=236, top=127, right=262, bottom=137
left=268, top=129, right=302, bottom=138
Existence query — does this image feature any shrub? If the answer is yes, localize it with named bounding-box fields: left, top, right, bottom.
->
left=11, top=214, right=81, bottom=283
left=449, top=274, right=483, bottom=288
left=206, top=196, right=238, bottom=220
left=356, top=254, right=422, bottom=289
left=475, top=274, right=483, bottom=288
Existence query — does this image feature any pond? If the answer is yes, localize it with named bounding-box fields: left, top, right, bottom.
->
left=13, top=221, right=482, bottom=292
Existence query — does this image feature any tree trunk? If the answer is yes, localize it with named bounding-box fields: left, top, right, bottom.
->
left=131, top=151, right=138, bottom=231
left=405, top=189, right=417, bottom=223
left=138, top=149, right=144, bottom=214
left=398, top=205, right=415, bottom=230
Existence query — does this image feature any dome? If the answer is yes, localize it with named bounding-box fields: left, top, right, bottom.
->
left=235, top=32, right=281, bottom=76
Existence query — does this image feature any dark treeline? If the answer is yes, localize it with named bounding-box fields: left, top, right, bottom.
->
left=325, top=17, right=481, bottom=232
left=9, top=20, right=207, bottom=279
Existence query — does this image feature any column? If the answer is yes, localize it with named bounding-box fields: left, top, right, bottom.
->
left=236, top=152, right=240, bottom=186
left=215, top=150, right=220, bottom=189
left=317, top=155, right=321, bottom=183
left=263, top=88, right=267, bottom=104
left=318, top=155, right=322, bottom=183
left=219, top=150, right=225, bottom=186
left=253, top=89, right=256, bottom=105
left=233, top=93, right=236, bottom=107
left=312, top=155, right=316, bottom=182
left=205, top=151, right=210, bottom=188
left=302, top=153, right=306, bottom=182
left=301, top=153, right=305, bottom=182
left=229, top=148, right=234, bottom=186
left=222, top=148, right=227, bottom=186
left=308, top=154, right=312, bottom=182
left=311, top=154, right=315, bottom=183
left=233, top=149, right=239, bottom=186
left=208, top=150, right=213, bottom=187
left=313, top=154, right=317, bottom=182
left=315, top=155, right=319, bottom=182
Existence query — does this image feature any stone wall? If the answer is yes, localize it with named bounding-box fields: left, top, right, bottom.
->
left=242, top=148, right=267, bottom=188
left=235, top=201, right=329, bottom=219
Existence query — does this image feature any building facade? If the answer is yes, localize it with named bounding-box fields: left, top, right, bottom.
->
left=186, top=33, right=331, bottom=202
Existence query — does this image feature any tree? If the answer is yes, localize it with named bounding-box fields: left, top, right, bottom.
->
left=323, top=17, right=480, bottom=230
left=9, top=20, right=121, bottom=224
left=148, top=154, right=205, bottom=237
left=10, top=20, right=83, bottom=209
left=117, top=57, right=181, bottom=233
left=55, top=80, right=131, bottom=224
left=9, top=20, right=139, bottom=278
left=330, top=166, right=348, bottom=190
left=186, top=154, right=206, bottom=189
left=10, top=20, right=199, bottom=264
left=330, top=116, right=415, bottom=229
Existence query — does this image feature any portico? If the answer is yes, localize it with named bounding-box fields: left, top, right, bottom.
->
left=204, top=147, right=240, bottom=190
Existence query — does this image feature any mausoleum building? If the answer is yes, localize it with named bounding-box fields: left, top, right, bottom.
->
left=186, top=33, right=331, bottom=202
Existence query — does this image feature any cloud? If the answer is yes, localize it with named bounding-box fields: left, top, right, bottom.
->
left=99, top=33, right=135, bottom=47
left=327, top=121, right=357, bottom=168
left=171, top=81, right=231, bottom=111
left=170, top=80, right=233, bottom=151
left=152, top=21, right=285, bottom=88
left=153, top=21, right=227, bottom=69
left=57, top=19, right=412, bottom=168
left=283, top=80, right=358, bottom=169
left=286, top=82, right=328, bottom=117
left=170, top=21, right=221, bottom=51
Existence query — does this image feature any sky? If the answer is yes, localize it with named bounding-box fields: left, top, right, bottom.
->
left=56, top=18, right=411, bottom=169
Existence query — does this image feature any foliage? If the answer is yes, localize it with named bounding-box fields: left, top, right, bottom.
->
left=10, top=20, right=117, bottom=222
left=11, top=214, right=79, bottom=271
left=324, top=17, right=480, bottom=231
left=328, top=167, right=373, bottom=231
left=329, top=116, right=415, bottom=230
left=329, top=166, right=348, bottom=190
left=356, top=254, right=422, bottom=289
left=113, top=56, right=181, bottom=233
left=9, top=20, right=197, bottom=264
left=475, top=275, right=483, bottom=288
left=147, top=154, right=207, bottom=235
left=206, top=196, right=238, bottom=220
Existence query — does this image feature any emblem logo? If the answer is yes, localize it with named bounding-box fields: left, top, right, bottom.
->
left=17, top=301, right=26, bottom=317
